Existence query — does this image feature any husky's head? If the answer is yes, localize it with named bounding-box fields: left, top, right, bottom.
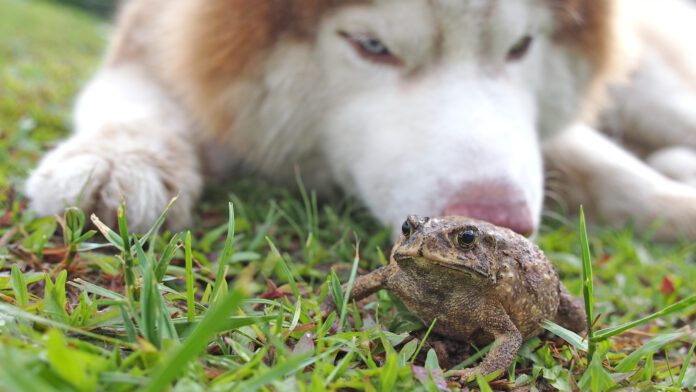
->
left=314, top=0, right=615, bottom=234
left=176, top=0, right=615, bottom=235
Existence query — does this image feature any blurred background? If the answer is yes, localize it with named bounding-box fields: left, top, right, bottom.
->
left=0, top=0, right=113, bottom=202
left=48, top=0, right=116, bottom=17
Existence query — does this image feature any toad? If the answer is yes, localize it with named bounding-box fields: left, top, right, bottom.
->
left=325, top=215, right=586, bottom=381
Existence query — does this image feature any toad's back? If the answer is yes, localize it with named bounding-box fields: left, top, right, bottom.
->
left=492, top=229, right=562, bottom=338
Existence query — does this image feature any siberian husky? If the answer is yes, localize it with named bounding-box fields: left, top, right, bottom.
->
left=25, top=0, right=696, bottom=241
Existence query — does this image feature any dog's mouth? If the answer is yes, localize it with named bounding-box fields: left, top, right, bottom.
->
left=443, top=203, right=533, bottom=235
left=442, top=182, right=534, bottom=235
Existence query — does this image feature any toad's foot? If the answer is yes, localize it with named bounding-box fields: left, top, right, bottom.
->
left=449, top=312, right=522, bottom=384
left=447, top=367, right=478, bottom=384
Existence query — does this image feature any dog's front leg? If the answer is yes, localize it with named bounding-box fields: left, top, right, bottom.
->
left=25, top=65, right=203, bottom=232
left=600, top=0, right=696, bottom=186
left=544, top=124, right=696, bottom=241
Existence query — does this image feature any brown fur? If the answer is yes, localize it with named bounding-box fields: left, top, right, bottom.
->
left=165, top=0, right=364, bottom=138
left=548, top=0, right=620, bottom=120
left=105, top=0, right=353, bottom=140
left=171, top=1, right=283, bottom=134
left=107, top=0, right=168, bottom=69
left=107, top=0, right=616, bottom=138
left=549, top=0, right=615, bottom=71
left=107, top=0, right=618, bottom=136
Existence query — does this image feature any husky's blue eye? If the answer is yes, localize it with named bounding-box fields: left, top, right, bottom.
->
left=340, top=32, right=400, bottom=66
left=358, top=37, right=389, bottom=55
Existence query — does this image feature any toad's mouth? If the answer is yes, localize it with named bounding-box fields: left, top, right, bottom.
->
left=394, top=254, right=475, bottom=275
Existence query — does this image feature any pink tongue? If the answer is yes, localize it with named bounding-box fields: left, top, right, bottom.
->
left=443, top=201, right=534, bottom=235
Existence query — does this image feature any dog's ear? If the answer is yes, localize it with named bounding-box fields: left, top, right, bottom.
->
left=546, top=0, right=615, bottom=71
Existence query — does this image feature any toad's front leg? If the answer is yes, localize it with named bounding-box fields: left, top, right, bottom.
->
left=448, top=310, right=522, bottom=383
left=320, top=264, right=395, bottom=317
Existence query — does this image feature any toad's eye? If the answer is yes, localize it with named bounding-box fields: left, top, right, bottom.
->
left=341, top=32, right=400, bottom=66
left=506, top=35, right=533, bottom=62
left=457, top=229, right=478, bottom=248
left=401, top=220, right=413, bottom=238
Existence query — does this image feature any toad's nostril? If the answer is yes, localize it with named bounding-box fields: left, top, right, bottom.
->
left=442, top=183, right=535, bottom=235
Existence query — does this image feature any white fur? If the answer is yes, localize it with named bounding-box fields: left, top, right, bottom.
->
left=603, top=0, right=696, bottom=150
left=24, top=0, right=696, bottom=240
left=545, top=124, right=696, bottom=241
left=647, top=147, right=696, bottom=187
left=26, top=66, right=202, bottom=231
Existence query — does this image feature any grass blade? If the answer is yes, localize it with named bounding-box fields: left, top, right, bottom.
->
left=136, top=196, right=178, bottom=242
left=0, top=349, right=60, bottom=392
left=266, top=237, right=299, bottom=299
left=448, top=343, right=493, bottom=371
left=615, top=331, right=684, bottom=372
left=542, top=320, right=588, bottom=352
left=475, top=374, right=493, bottom=392
left=593, top=295, right=696, bottom=341
left=326, top=343, right=356, bottom=384
left=232, top=351, right=322, bottom=392
left=379, top=344, right=399, bottom=392
left=10, top=264, right=28, bottom=307
left=329, top=269, right=343, bottom=315
left=143, top=286, right=246, bottom=392
left=158, top=294, right=178, bottom=341
left=411, top=318, right=438, bottom=362
left=155, top=233, right=183, bottom=282
left=119, top=305, right=138, bottom=343
left=578, top=207, right=596, bottom=359
left=71, top=278, right=126, bottom=301
left=678, top=335, right=696, bottom=387
left=338, top=245, right=361, bottom=331
left=135, top=239, right=160, bottom=348
left=117, top=205, right=136, bottom=300
left=211, top=203, right=235, bottom=303
left=578, top=351, right=616, bottom=391
left=184, top=231, right=195, bottom=322
left=90, top=214, right=125, bottom=249
left=0, top=303, right=136, bottom=349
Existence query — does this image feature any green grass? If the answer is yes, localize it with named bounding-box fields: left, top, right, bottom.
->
left=2, top=1, right=696, bottom=391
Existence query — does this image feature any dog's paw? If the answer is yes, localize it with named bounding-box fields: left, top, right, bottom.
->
left=647, top=146, right=696, bottom=188
left=649, top=183, right=696, bottom=241
left=25, top=138, right=197, bottom=232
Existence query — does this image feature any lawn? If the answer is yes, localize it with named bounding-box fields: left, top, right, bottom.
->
left=1, top=1, right=696, bottom=391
